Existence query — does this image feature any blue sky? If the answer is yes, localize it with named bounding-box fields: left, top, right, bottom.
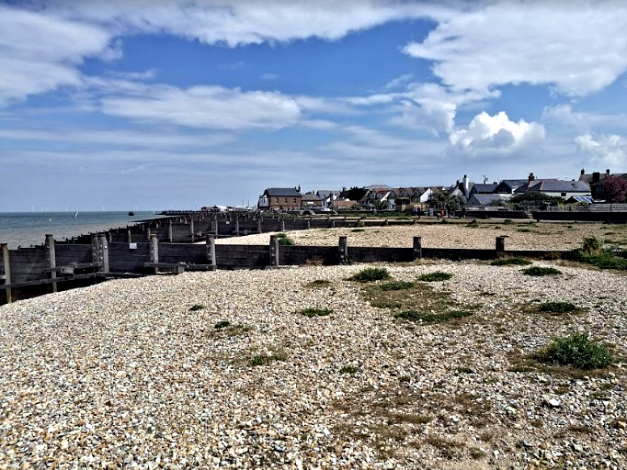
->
left=1, top=0, right=627, bottom=211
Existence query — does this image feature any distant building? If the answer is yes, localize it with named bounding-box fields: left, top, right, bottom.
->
left=258, top=187, right=303, bottom=210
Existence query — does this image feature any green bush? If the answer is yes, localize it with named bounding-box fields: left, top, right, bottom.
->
left=503, top=219, right=514, bottom=225
left=276, top=232, right=288, bottom=238
left=340, top=365, right=359, bottom=374
left=539, top=302, right=578, bottom=314
left=534, top=334, right=615, bottom=370
left=347, top=267, right=392, bottom=282
left=189, top=304, right=204, bottom=311
left=351, top=228, right=365, bottom=233
left=419, top=271, right=453, bottom=282
left=466, top=220, right=480, bottom=228
left=250, top=353, right=287, bottom=367
left=582, top=236, right=602, bottom=255
left=490, top=257, right=532, bottom=266
left=300, top=308, right=333, bottom=317
left=522, top=266, right=562, bottom=276
left=380, top=281, right=414, bottom=291
left=214, top=320, right=231, bottom=329
left=278, top=236, right=295, bottom=246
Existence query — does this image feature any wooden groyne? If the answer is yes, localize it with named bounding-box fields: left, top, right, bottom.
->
left=1, top=212, right=563, bottom=305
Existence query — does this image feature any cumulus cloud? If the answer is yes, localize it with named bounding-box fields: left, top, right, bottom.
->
left=403, top=1, right=627, bottom=97
left=576, top=133, right=627, bottom=167
left=0, top=5, right=113, bottom=105
left=450, top=111, right=545, bottom=155
left=101, top=85, right=302, bottom=130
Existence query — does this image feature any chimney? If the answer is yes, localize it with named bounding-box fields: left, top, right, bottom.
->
left=297, top=185, right=301, bottom=192
left=581, top=168, right=585, bottom=176
left=483, top=177, right=489, bottom=184
left=606, top=169, right=611, bottom=176
left=592, top=172, right=600, bottom=183
left=528, top=172, right=535, bottom=182
left=463, top=175, right=469, bottom=192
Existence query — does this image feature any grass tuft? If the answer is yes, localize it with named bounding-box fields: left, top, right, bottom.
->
left=466, top=220, right=480, bottom=228
left=347, top=267, right=392, bottom=282
left=189, top=304, right=204, bottom=311
left=419, top=271, right=452, bottom=282
left=491, top=257, right=532, bottom=266
left=300, top=307, right=333, bottom=317
left=340, top=365, right=359, bottom=374
left=214, top=320, right=231, bottom=329
left=534, top=334, right=615, bottom=370
left=306, top=279, right=331, bottom=288
left=250, top=353, right=287, bottom=367
left=522, top=266, right=562, bottom=276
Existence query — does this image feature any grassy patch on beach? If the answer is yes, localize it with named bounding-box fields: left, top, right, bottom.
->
left=340, top=365, right=359, bottom=374
left=347, top=267, right=392, bottom=282
left=189, top=304, right=204, bottom=311
left=214, top=320, right=230, bottom=329
left=534, top=334, right=615, bottom=370
left=249, top=352, right=287, bottom=367
left=491, top=257, right=532, bottom=266
left=379, top=281, right=414, bottom=291
left=538, top=302, right=579, bottom=314
left=305, top=279, right=331, bottom=288
left=522, top=266, right=562, bottom=276
left=419, top=271, right=452, bottom=282
left=394, top=309, right=473, bottom=325
left=300, top=307, right=333, bottom=317
left=466, top=220, right=480, bottom=228
left=563, top=235, right=627, bottom=271
left=351, top=228, right=366, bottom=233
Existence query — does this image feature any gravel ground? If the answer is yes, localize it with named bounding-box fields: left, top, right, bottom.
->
left=215, top=220, right=627, bottom=251
left=1, top=255, right=626, bottom=468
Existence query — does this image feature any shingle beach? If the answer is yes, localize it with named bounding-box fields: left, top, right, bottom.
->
left=1, top=223, right=626, bottom=469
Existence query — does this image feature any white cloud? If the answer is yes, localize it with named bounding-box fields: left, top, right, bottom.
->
left=403, top=1, right=627, bottom=96
left=450, top=111, right=545, bottom=155
left=0, top=5, right=114, bottom=105
left=101, top=85, right=302, bottom=130
left=542, top=105, right=627, bottom=132
left=576, top=133, right=627, bottom=167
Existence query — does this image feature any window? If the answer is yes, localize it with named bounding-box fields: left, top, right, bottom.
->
left=561, top=192, right=566, bottom=197
left=275, top=198, right=279, bottom=203
left=293, top=198, right=297, bottom=204
left=284, top=197, right=288, bottom=203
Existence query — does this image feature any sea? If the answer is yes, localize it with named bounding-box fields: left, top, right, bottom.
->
left=0, top=212, right=167, bottom=249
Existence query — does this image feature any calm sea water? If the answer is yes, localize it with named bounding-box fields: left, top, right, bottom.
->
left=0, top=212, right=166, bottom=248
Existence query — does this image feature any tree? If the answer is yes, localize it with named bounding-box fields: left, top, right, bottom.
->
left=603, top=176, right=627, bottom=203
left=346, top=186, right=368, bottom=201
left=431, top=191, right=465, bottom=211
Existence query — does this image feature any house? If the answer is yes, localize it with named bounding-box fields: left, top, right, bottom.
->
left=315, top=190, right=341, bottom=209
left=514, top=177, right=591, bottom=199
left=258, top=187, right=303, bottom=210
left=301, top=192, right=323, bottom=209
left=494, top=179, right=528, bottom=195
left=468, top=183, right=498, bottom=198
left=579, top=169, right=620, bottom=200
left=360, top=187, right=396, bottom=210
left=331, top=200, right=356, bottom=211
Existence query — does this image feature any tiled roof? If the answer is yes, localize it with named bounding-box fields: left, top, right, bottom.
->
left=264, top=187, right=302, bottom=197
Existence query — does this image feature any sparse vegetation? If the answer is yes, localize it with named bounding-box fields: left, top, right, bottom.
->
left=394, top=309, right=473, bottom=324
left=306, top=279, right=331, bottom=288
left=214, top=320, right=230, bottom=329
left=347, top=267, right=392, bottom=282
left=351, top=228, right=365, bottom=233
left=419, top=271, right=452, bottom=282
left=466, top=219, right=480, bottom=228
left=189, top=304, right=204, bottom=311
left=379, top=281, right=414, bottom=291
left=250, top=353, right=287, bottom=367
left=539, top=302, right=579, bottom=314
left=300, top=307, right=333, bottom=317
left=534, top=334, right=615, bottom=370
left=278, top=236, right=295, bottom=246
left=340, top=365, right=359, bottom=374
left=522, top=266, right=562, bottom=276
left=491, top=257, right=532, bottom=266
left=564, top=236, right=627, bottom=270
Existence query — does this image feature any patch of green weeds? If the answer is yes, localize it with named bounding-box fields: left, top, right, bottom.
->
left=189, top=304, right=204, bottom=311
left=214, top=320, right=230, bottom=329
left=534, top=334, right=615, bottom=370
left=522, top=266, right=562, bottom=276
left=347, top=267, right=391, bottom=282
left=340, top=365, right=359, bottom=374
left=300, top=307, right=333, bottom=317
left=379, top=281, right=414, bottom=291
left=419, top=271, right=453, bottom=282
left=395, top=310, right=473, bottom=324
left=466, top=220, right=480, bottom=228
left=490, top=257, right=532, bottom=266
left=538, top=302, right=579, bottom=314
left=398, top=375, right=411, bottom=383
left=503, top=219, right=514, bottom=225
left=351, top=228, right=365, bottom=233
left=278, top=236, right=295, bottom=246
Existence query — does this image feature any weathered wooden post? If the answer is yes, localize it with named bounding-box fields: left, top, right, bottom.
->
left=269, top=235, right=280, bottom=267
left=235, top=215, right=240, bottom=236
left=107, top=231, right=113, bottom=243
left=98, top=233, right=110, bottom=273
left=307, top=218, right=311, bottom=230
left=331, top=219, right=336, bottom=228
left=168, top=220, right=173, bottom=243
left=214, top=215, right=219, bottom=237
left=281, top=217, right=286, bottom=232
left=149, top=234, right=159, bottom=274
left=385, top=219, right=389, bottom=226
left=127, top=228, right=132, bottom=243
left=146, top=227, right=151, bottom=241
left=496, top=236, right=506, bottom=259
left=45, top=234, right=57, bottom=293
left=190, top=217, right=195, bottom=243
left=258, top=218, right=262, bottom=234
left=1, top=243, right=11, bottom=304
left=206, top=235, right=217, bottom=271
left=91, top=234, right=101, bottom=272
left=413, top=236, right=422, bottom=261
left=339, top=236, right=348, bottom=264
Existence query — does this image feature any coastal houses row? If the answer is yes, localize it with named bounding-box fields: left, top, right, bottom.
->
left=257, top=168, right=627, bottom=211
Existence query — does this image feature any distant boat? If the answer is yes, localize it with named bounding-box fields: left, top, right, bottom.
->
left=128, top=211, right=135, bottom=216
left=74, top=211, right=79, bottom=218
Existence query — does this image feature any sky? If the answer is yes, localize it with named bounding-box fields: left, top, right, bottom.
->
left=1, top=0, right=627, bottom=211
